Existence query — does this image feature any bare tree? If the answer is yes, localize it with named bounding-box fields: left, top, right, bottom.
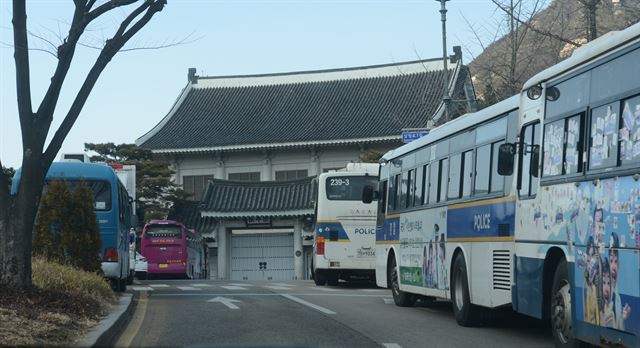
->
left=579, top=0, right=601, bottom=41
left=466, top=0, right=549, bottom=105
left=0, top=0, right=167, bottom=289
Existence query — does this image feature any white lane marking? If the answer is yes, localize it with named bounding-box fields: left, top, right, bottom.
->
left=149, top=284, right=169, bottom=288
left=228, top=283, right=253, bottom=287
left=177, top=286, right=201, bottom=291
left=383, top=344, right=402, bottom=348
left=313, top=287, right=339, bottom=292
left=191, top=284, right=212, bottom=287
left=208, top=296, right=241, bottom=309
left=361, top=289, right=385, bottom=292
left=264, top=286, right=293, bottom=290
left=383, top=298, right=395, bottom=304
left=281, top=294, right=336, bottom=315
left=132, top=286, right=154, bottom=291
left=269, top=283, right=294, bottom=287
left=221, top=286, right=248, bottom=290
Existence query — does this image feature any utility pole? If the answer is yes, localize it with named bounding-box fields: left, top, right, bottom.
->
left=437, top=0, right=451, bottom=122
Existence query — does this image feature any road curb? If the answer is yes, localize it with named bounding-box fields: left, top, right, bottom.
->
left=78, top=292, right=138, bottom=348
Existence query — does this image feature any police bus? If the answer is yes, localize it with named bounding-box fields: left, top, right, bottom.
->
left=312, top=163, right=379, bottom=286
left=364, top=22, right=640, bottom=347
left=363, top=95, right=519, bottom=314
left=499, top=21, right=640, bottom=347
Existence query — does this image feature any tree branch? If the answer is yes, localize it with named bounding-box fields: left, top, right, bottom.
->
left=77, top=32, right=201, bottom=53
left=35, top=1, right=86, bottom=141
left=113, top=1, right=152, bottom=39
left=491, top=0, right=582, bottom=47
left=0, top=40, right=58, bottom=59
left=87, top=0, right=138, bottom=22
left=86, top=0, right=98, bottom=12
left=12, top=0, right=34, bottom=144
left=44, top=0, right=167, bottom=166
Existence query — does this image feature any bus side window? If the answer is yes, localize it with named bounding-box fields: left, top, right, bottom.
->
left=377, top=180, right=387, bottom=229
left=438, top=158, right=449, bottom=202
left=429, top=161, right=439, bottom=204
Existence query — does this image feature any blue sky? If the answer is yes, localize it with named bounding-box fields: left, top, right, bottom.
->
left=1, top=0, right=506, bottom=168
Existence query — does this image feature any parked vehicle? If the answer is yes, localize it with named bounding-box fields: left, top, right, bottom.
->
left=141, top=220, right=207, bottom=279
left=363, top=22, right=640, bottom=347
left=128, top=229, right=136, bottom=284
left=312, top=163, right=379, bottom=285
left=134, top=252, right=148, bottom=279
left=12, top=162, right=135, bottom=292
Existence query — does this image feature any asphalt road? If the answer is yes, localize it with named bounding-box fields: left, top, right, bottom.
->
left=116, top=280, right=553, bottom=348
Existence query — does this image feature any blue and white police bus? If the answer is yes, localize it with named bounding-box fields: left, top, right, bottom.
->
left=363, top=94, right=519, bottom=312
left=312, top=163, right=379, bottom=285
left=365, top=22, right=640, bottom=347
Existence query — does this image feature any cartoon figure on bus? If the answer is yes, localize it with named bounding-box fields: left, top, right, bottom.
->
left=582, top=236, right=600, bottom=325
left=574, top=179, right=638, bottom=333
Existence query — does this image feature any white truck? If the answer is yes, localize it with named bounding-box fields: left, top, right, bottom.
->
left=108, top=163, right=138, bottom=284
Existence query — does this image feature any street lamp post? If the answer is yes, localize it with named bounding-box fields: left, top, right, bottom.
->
left=437, top=0, right=451, bottom=122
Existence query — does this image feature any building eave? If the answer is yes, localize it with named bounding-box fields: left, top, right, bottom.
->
left=201, top=209, right=314, bottom=219
left=149, top=136, right=401, bottom=154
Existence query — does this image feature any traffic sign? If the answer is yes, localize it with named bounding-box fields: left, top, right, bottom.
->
left=401, top=129, right=429, bottom=143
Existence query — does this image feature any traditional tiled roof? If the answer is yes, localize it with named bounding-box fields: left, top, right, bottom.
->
left=200, top=177, right=316, bottom=218
left=168, top=199, right=217, bottom=235
left=137, top=58, right=475, bottom=153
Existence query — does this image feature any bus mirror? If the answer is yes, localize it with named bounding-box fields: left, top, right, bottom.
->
left=530, top=145, right=540, bottom=178
left=362, top=185, right=374, bottom=204
left=497, top=143, right=516, bottom=176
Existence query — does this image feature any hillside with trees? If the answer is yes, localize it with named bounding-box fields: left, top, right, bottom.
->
left=468, top=0, right=640, bottom=107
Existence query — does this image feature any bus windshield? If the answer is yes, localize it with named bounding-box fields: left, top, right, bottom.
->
left=325, top=176, right=378, bottom=201
left=45, top=180, right=112, bottom=211
left=145, top=225, right=183, bottom=239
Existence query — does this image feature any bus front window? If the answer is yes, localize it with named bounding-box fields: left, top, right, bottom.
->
left=145, top=225, right=183, bottom=239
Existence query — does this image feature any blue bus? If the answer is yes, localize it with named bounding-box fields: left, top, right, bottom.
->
left=13, top=162, right=133, bottom=292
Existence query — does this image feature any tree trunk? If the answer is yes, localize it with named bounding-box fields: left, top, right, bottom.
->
left=0, top=158, right=45, bottom=288
left=0, top=198, right=33, bottom=287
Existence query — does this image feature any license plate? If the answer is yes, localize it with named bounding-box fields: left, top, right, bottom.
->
left=159, top=264, right=168, bottom=268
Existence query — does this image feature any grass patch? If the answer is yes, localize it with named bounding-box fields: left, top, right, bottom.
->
left=0, top=258, right=117, bottom=346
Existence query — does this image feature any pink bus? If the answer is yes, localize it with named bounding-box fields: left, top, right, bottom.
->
left=141, top=220, right=207, bottom=279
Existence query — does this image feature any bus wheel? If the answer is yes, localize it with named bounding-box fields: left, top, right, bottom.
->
left=389, top=255, right=416, bottom=307
left=327, top=271, right=339, bottom=286
left=451, top=253, right=479, bottom=326
left=117, top=278, right=127, bottom=292
left=314, top=270, right=327, bottom=286
left=551, top=259, right=578, bottom=348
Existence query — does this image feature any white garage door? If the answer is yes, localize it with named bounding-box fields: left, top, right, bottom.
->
left=230, top=232, right=294, bottom=281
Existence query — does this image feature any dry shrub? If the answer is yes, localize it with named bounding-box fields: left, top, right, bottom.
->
left=32, top=257, right=116, bottom=305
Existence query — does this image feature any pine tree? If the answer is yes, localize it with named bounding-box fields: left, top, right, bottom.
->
left=69, top=180, right=102, bottom=273
left=33, top=181, right=72, bottom=262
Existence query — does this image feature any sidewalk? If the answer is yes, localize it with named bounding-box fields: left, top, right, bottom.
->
left=78, top=293, right=135, bottom=348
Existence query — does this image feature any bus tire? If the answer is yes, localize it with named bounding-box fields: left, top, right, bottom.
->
left=451, top=253, right=479, bottom=326
left=117, top=278, right=127, bottom=292
left=550, top=259, right=579, bottom=348
left=389, top=255, right=416, bottom=307
left=314, top=270, right=327, bottom=286
left=327, top=271, right=339, bottom=286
